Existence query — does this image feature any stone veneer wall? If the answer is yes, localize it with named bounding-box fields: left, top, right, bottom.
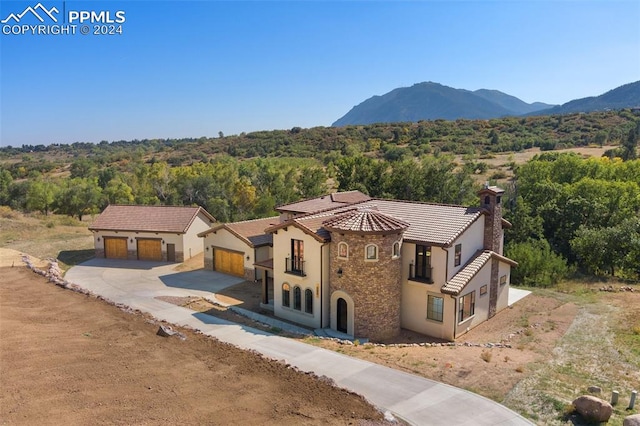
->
left=482, top=193, right=503, bottom=253
left=329, top=232, right=403, bottom=341
left=204, top=256, right=213, bottom=270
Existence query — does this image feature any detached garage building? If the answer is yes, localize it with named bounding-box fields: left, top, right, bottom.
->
left=90, top=205, right=215, bottom=262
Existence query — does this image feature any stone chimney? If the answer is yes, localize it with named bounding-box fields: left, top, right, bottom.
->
left=479, top=184, right=504, bottom=254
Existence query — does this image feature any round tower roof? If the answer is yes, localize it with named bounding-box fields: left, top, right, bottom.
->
left=322, top=208, right=409, bottom=234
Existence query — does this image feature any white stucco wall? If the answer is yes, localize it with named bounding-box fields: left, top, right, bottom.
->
left=446, top=217, right=485, bottom=280
left=272, top=226, right=323, bottom=329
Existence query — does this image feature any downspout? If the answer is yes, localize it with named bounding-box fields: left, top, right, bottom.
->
left=320, top=243, right=325, bottom=329
left=451, top=294, right=458, bottom=340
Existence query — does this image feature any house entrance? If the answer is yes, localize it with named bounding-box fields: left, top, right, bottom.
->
left=337, top=298, right=348, bottom=333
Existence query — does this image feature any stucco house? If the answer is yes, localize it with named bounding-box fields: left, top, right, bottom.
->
left=89, top=205, right=215, bottom=262
left=200, top=187, right=516, bottom=342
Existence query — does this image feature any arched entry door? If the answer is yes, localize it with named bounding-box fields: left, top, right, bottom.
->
left=337, top=298, right=348, bottom=333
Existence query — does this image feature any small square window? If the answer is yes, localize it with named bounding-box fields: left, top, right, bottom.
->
left=480, top=285, right=488, bottom=296
left=500, top=275, right=507, bottom=286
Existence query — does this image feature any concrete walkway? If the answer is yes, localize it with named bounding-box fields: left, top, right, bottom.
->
left=66, top=259, right=534, bottom=426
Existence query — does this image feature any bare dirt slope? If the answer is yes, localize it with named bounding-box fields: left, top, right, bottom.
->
left=0, top=266, right=388, bottom=425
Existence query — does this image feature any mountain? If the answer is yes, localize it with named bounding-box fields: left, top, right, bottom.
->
left=332, top=82, right=554, bottom=126
left=472, top=89, right=555, bottom=115
left=529, top=81, right=640, bottom=116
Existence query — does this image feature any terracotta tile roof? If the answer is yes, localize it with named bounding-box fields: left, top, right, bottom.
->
left=441, top=250, right=518, bottom=295
left=268, top=198, right=484, bottom=246
left=441, top=250, right=493, bottom=295
left=276, top=191, right=371, bottom=214
left=89, top=205, right=215, bottom=234
left=354, top=199, right=483, bottom=247
left=323, top=208, right=409, bottom=234
left=198, top=216, right=277, bottom=247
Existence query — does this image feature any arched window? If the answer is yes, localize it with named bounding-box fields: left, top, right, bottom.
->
left=282, top=283, right=290, bottom=308
left=365, top=244, right=378, bottom=261
left=392, top=241, right=400, bottom=258
left=293, top=286, right=302, bottom=310
left=338, top=242, right=348, bottom=259
left=305, top=289, right=313, bottom=314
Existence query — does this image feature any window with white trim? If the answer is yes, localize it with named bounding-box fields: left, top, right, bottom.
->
left=427, top=295, right=443, bottom=322
left=365, top=244, right=378, bottom=261
left=392, top=241, right=400, bottom=258
left=338, top=242, right=348, bottom=259
left=459, top=291, right=475, bottom=322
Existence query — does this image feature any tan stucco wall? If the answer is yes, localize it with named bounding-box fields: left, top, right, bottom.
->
left=272, top=226, right=322, bottom=329
left=93, top=231, right=184, bottom=261
left=401, top=280, right=457, bottom=340
left=182, top=212, right=214, bottom=260
left=201, top=228, right=251, bottom=273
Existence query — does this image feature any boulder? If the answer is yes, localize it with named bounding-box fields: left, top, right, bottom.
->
left=624, top=414, right=640, bottom=426
left=572, top=395, right=613, bottom=423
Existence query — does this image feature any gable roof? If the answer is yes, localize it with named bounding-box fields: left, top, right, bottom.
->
left=89, top=205, right=215, bottom=234
left=276, top=191, right=371, bottom=215
left=198, top=216, right=277, bottom=247
left=441, top=250, right=518, bottom=295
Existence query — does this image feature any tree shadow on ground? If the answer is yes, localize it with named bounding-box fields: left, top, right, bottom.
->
left=57, top=249, right=95, bottom=267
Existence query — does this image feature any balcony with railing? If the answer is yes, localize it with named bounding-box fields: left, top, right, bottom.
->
left=285, top=256, right=306, bottom=277
left=409, top=263, right=433, bottom=284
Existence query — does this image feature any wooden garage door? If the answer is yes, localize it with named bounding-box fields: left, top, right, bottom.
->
left=137, top=239, right=162, bottom=261
left=104, top=237, right=128, bottom=259
left=214, top=249, right=244, bottom=277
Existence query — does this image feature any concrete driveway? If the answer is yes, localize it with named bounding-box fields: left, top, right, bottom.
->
left=65, top=259, right=534, bottom=426
left=65, top=258, right=245, bottom=313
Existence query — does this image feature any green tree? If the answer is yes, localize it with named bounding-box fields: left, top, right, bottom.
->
left=296, top=166, right=328, bottom=199
left=0, top=168, right=13, bottom=205
left=26, top=178, right=58, bottom=215
left=571, top=218, right=640, bottom=278
left=103, top=178, right=135, bottom=206
left=505, top=239, right=570, bottom=287
left=55, top=177, right=102, bottom=221
left=621, top=126, right=638, bottom=161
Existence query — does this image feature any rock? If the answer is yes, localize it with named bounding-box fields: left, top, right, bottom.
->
left=624, top=414, right=640, bottom=426
left=588, top=386, right=602, bottom=394
left=572, top=395, right=613, bottom=423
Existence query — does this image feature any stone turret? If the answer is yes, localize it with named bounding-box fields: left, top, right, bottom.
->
left=323, top=208, right=408, bottom=341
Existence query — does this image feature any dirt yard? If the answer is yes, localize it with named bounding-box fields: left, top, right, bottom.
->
left=0, top=265, right=389, bottom=425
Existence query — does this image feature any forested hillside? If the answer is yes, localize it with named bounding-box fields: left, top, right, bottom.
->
left=1, top=109, right=638, bottom=281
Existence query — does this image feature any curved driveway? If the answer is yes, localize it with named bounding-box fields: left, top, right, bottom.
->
left=66, top=259, right=534, bottom=426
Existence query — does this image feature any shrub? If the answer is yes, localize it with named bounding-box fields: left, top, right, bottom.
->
left=480, top=350, right=492, bottom=363
left=0, top=205, right=19, bottom=219
left=506, top=239, right=571, bottom=287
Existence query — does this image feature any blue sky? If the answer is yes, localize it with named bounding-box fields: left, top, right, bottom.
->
left=1, top=1, right=639, bottom=147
